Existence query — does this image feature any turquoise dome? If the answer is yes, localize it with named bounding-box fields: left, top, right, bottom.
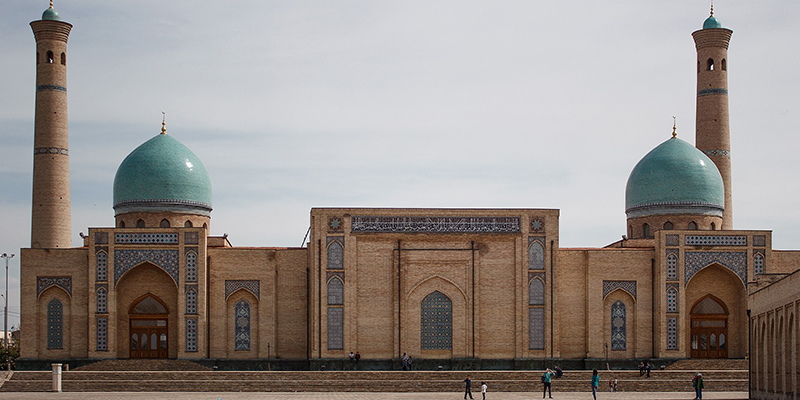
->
left=625, top=136, right=723, bottom=218
left=703, top=15, right=722, bottom=29
left=42, top=7, right=60, bottom=21
left=113, top=133, right=212, bottom=216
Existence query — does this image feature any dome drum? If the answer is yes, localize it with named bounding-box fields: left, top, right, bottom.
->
left=626, top=201, right=723, bottom=219
left=114, top=199, right=212, bottom=217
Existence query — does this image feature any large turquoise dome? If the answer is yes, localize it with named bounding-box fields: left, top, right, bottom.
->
left=625, top=136, right=723, bottom=218
left=113, top=132, right=212, bottom=216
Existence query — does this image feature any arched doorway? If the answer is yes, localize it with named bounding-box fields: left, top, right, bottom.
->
left=129, top=294, right=169, bottom=358
left=690, top=295, right=728, bottom=358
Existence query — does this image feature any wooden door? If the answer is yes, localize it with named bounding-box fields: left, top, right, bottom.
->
left=130, top=319, right=168, bottom=358
left=690, top=317, right=728, bottom=358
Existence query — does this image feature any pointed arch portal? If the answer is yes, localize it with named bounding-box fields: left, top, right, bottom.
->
left=690, top=295, right=728, bottom=358
left=129, top=294, right=169, bottom=358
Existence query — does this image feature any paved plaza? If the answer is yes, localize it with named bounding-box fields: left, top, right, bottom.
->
left=0, top=392, right=748, bottom=400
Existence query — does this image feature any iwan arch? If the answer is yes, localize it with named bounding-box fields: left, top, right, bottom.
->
left=19, top=3, right=800, bottom=370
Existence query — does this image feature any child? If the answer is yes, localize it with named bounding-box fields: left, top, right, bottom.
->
left=481, top=381, right=488, bottom=400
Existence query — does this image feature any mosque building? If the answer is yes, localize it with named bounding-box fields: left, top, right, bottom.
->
left=19, top=3, right=800, bottom=375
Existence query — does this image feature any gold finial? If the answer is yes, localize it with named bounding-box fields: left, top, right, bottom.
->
left=49, top=0, right=54, bottom=9
left=672, top=116, right=677, bottom=138
left=710, top=2, right=714, bottom=17
left=161, top=112, right=167, bottom=135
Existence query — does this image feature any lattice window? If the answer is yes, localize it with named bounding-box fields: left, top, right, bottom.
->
left=186, top=251, right=197, bottom=282
left=754, top=253, right=764, bottom=275
left=234, top=299, right=250, bottom=351
left=667, top=317, right=678, bottom=350
left=327, top=277, right=343, bottom=305
left=529, top=307, right=545, bottom=350
left=47, top=299, right=63, bottom=349
left=186, top=318, right=198, bottom=352
left=610, top=300, right=626, bottom=350
left=421, top=291, right=452, bottom=350
left=97, top=317, right=108, bottom=351
left=667, top=287, right=678, bottom=313
left=327, top=307, right=343, bottom=350
left=96, top=288, right=107, bottom=314
left=186, top=289, right=197, bottom=314
left=529, top=278, right=544, bottom=306
left=96, top=251, right=108, bottom=281
left=327, top=241, right=343, bottom=269
left=529, top=241, right=544, bottom=270
left=667, top=253, right=678, bottom=280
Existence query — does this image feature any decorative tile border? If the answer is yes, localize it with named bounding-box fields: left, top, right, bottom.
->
left=36, top=84, right=66, bottom=92
left=685, top=235, right=746, bottom=246
left=115, top=233, right=179, bottom=244
left=603, top=280, right=637, bottom=300
left=114, top=249, right=179, bottom=285
left=34, top=147, right=68, bottom=156
left=37, top=276, right=72, bottom=297
left=702, top=149, right=730, bottom=157
left=697, top=88, right=728, bottom=97
left=225, top=280, right=260, bottom=300
left=684, top=251, right=746, bottom=286
left=351, top=216, right=520, bottom=234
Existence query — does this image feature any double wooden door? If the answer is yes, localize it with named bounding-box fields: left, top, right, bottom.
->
left=690, top=317, right=728, bottom=358
left=130, top=319, right=168, bottom=358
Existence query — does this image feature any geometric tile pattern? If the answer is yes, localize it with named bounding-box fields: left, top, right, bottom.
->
left=224, top=280, right=260, bottom=300
left=114, top=233, right=179, bottom=244
left=666, top=234, right=680, bottom=247
left=37, top=276, right=72, bottom=297
left=327, top=277, right=344, bottom=305
left=351, top=216, right=521, bottom=234
left=234, top=299, right=250, bottom=351
left=666, top=286, right=678, bottom=313
left=114, top=250, right=179, bottom=285
left=96, top=251, right=108, bottom=282
left=94, top=231, right=109, bottom=244
left=666, top=250, right=678, bottom=280
left=47, top=298, right=63, bottom=349
left=186, top=288, right=197, bottom=314
left=610, top=300, right=626, bottom=351
left=185, top=250, right=198, bottom=282
left=327, top=216, right=344, bottom=233
left=186, top=318, right=198, bottom=352
left=184, top=231, right=199, bottom=245
left=529, top=307, right=545, bottom=350
left=528, top=239, right=545, bottom=270
left=529, top=217, right=545, bottom=233
left=684, top=251, right=746, bottom=286
left=529, top=278, right=545, bottom=306
left=685, top=235, right=747, bottom=246
left=327, top=307, right=344, bottom=350
left=420, top=291, right=453, bottom=350
left=97, top=317, right=108, bottom=351
left=667, top=317, right=678, bottom=350
left=603, top=280, right=636, bottom=300
left=326, top=238, right=343, bottom=270
left=96, top=287, right=108, bottom=314
left=753, top=235, right=766, bottom=247
left=753, top=253, right=764, bottom=275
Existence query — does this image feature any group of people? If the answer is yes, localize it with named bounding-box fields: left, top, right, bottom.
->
left=401, top=352, right=413, bottom=370
left=637, top=361, right=652, bottom=378
left=462, top=376, right=488, bottom=400
left=347, top=351, right=361, bottom=363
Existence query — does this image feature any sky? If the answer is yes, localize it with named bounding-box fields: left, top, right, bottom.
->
left=1, top=0, right=799, bottom=330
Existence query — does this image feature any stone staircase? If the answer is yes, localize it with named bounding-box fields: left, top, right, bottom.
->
left=0, top=360, right=748, bottom=393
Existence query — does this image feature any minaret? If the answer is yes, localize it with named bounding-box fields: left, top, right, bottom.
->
left=692, top=5, right=733, bottom=229
left=29, top=2, right=73, bottom=248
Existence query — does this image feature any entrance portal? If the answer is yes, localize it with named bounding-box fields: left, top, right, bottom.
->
left=690, top=295, right=728, bottom=358
left=129, top=294, right=169, bottom=359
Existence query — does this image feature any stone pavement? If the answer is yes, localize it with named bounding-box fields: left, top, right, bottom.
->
left=0, top=392, right=748, bottom=400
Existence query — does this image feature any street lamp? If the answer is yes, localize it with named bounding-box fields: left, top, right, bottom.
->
left=1, top=253, right=14, bottom=371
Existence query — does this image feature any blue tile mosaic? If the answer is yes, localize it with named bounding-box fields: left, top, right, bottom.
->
left=684, top=251, right=746, bottom=286
left=611, top=300, right=626, bottom=351
left=685, top=235, right=746, bottom=246
left=529, top=307, right=545, bottom=350
left=186, top=250, right=198, bottom=282
left=96, top=287, right=107, bottom=314
left=47, top=298, right=63, bottom=350
left=37, top=276, right=72, bottom=297
left=529, top=218, right=545, bottom=233
left=421, top=291, right=452, bottom=350
left=667, top=317, right=678, bottom=350
left=697, top=88, right=728, bottom=97
left=326, top=239, right=344, bottom=270
left=234, top=300, right=250, bottom=351
left=186, top=288, right=197, bottom=315
left=753, top=253, right=764, bottom=275
left=225, top=280, right=260, bottom=300
left=327, top=277, right=344, bottom=305
left=351, top=216, right=520, bottom=234
left=528, top=240, right=544, bottom=270
left=327, top=307, right=344, bottom=350
left=667, top=287, right=678, bottom=313
left=96, top=251, right=108, bottom=282
left=529, top=278, right=544, bottom=306
left=36, top=84, right=67, bottom=92
left=666, top=250, right=678, bottom=280
left=114, top=250, right=179, bottom=285
left=96, top=317, right=108, bottom=351
left=186, top=318, right=198, bottom=352
left=328, top=216, right=344, bottom=233
left=603, top=280, right=636, bottom=300
left=115, top=233, right=179, bottom=244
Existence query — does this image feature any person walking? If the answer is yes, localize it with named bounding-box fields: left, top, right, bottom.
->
left=692, top=372, right=704, bottom=400
left=541, top=368, right=554, bottom=399
left=401, top=352, right=409, bottom=370
left=463, top=376, right=474, bottom=400
left=590, top=369, right=599, bottom=400
left=481, top=381, right=488, bottom=400
left=646, top=361, right=651, bottom=378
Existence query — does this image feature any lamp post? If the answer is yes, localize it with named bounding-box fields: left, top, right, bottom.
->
left=1, top=253, right=14, bottom=371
